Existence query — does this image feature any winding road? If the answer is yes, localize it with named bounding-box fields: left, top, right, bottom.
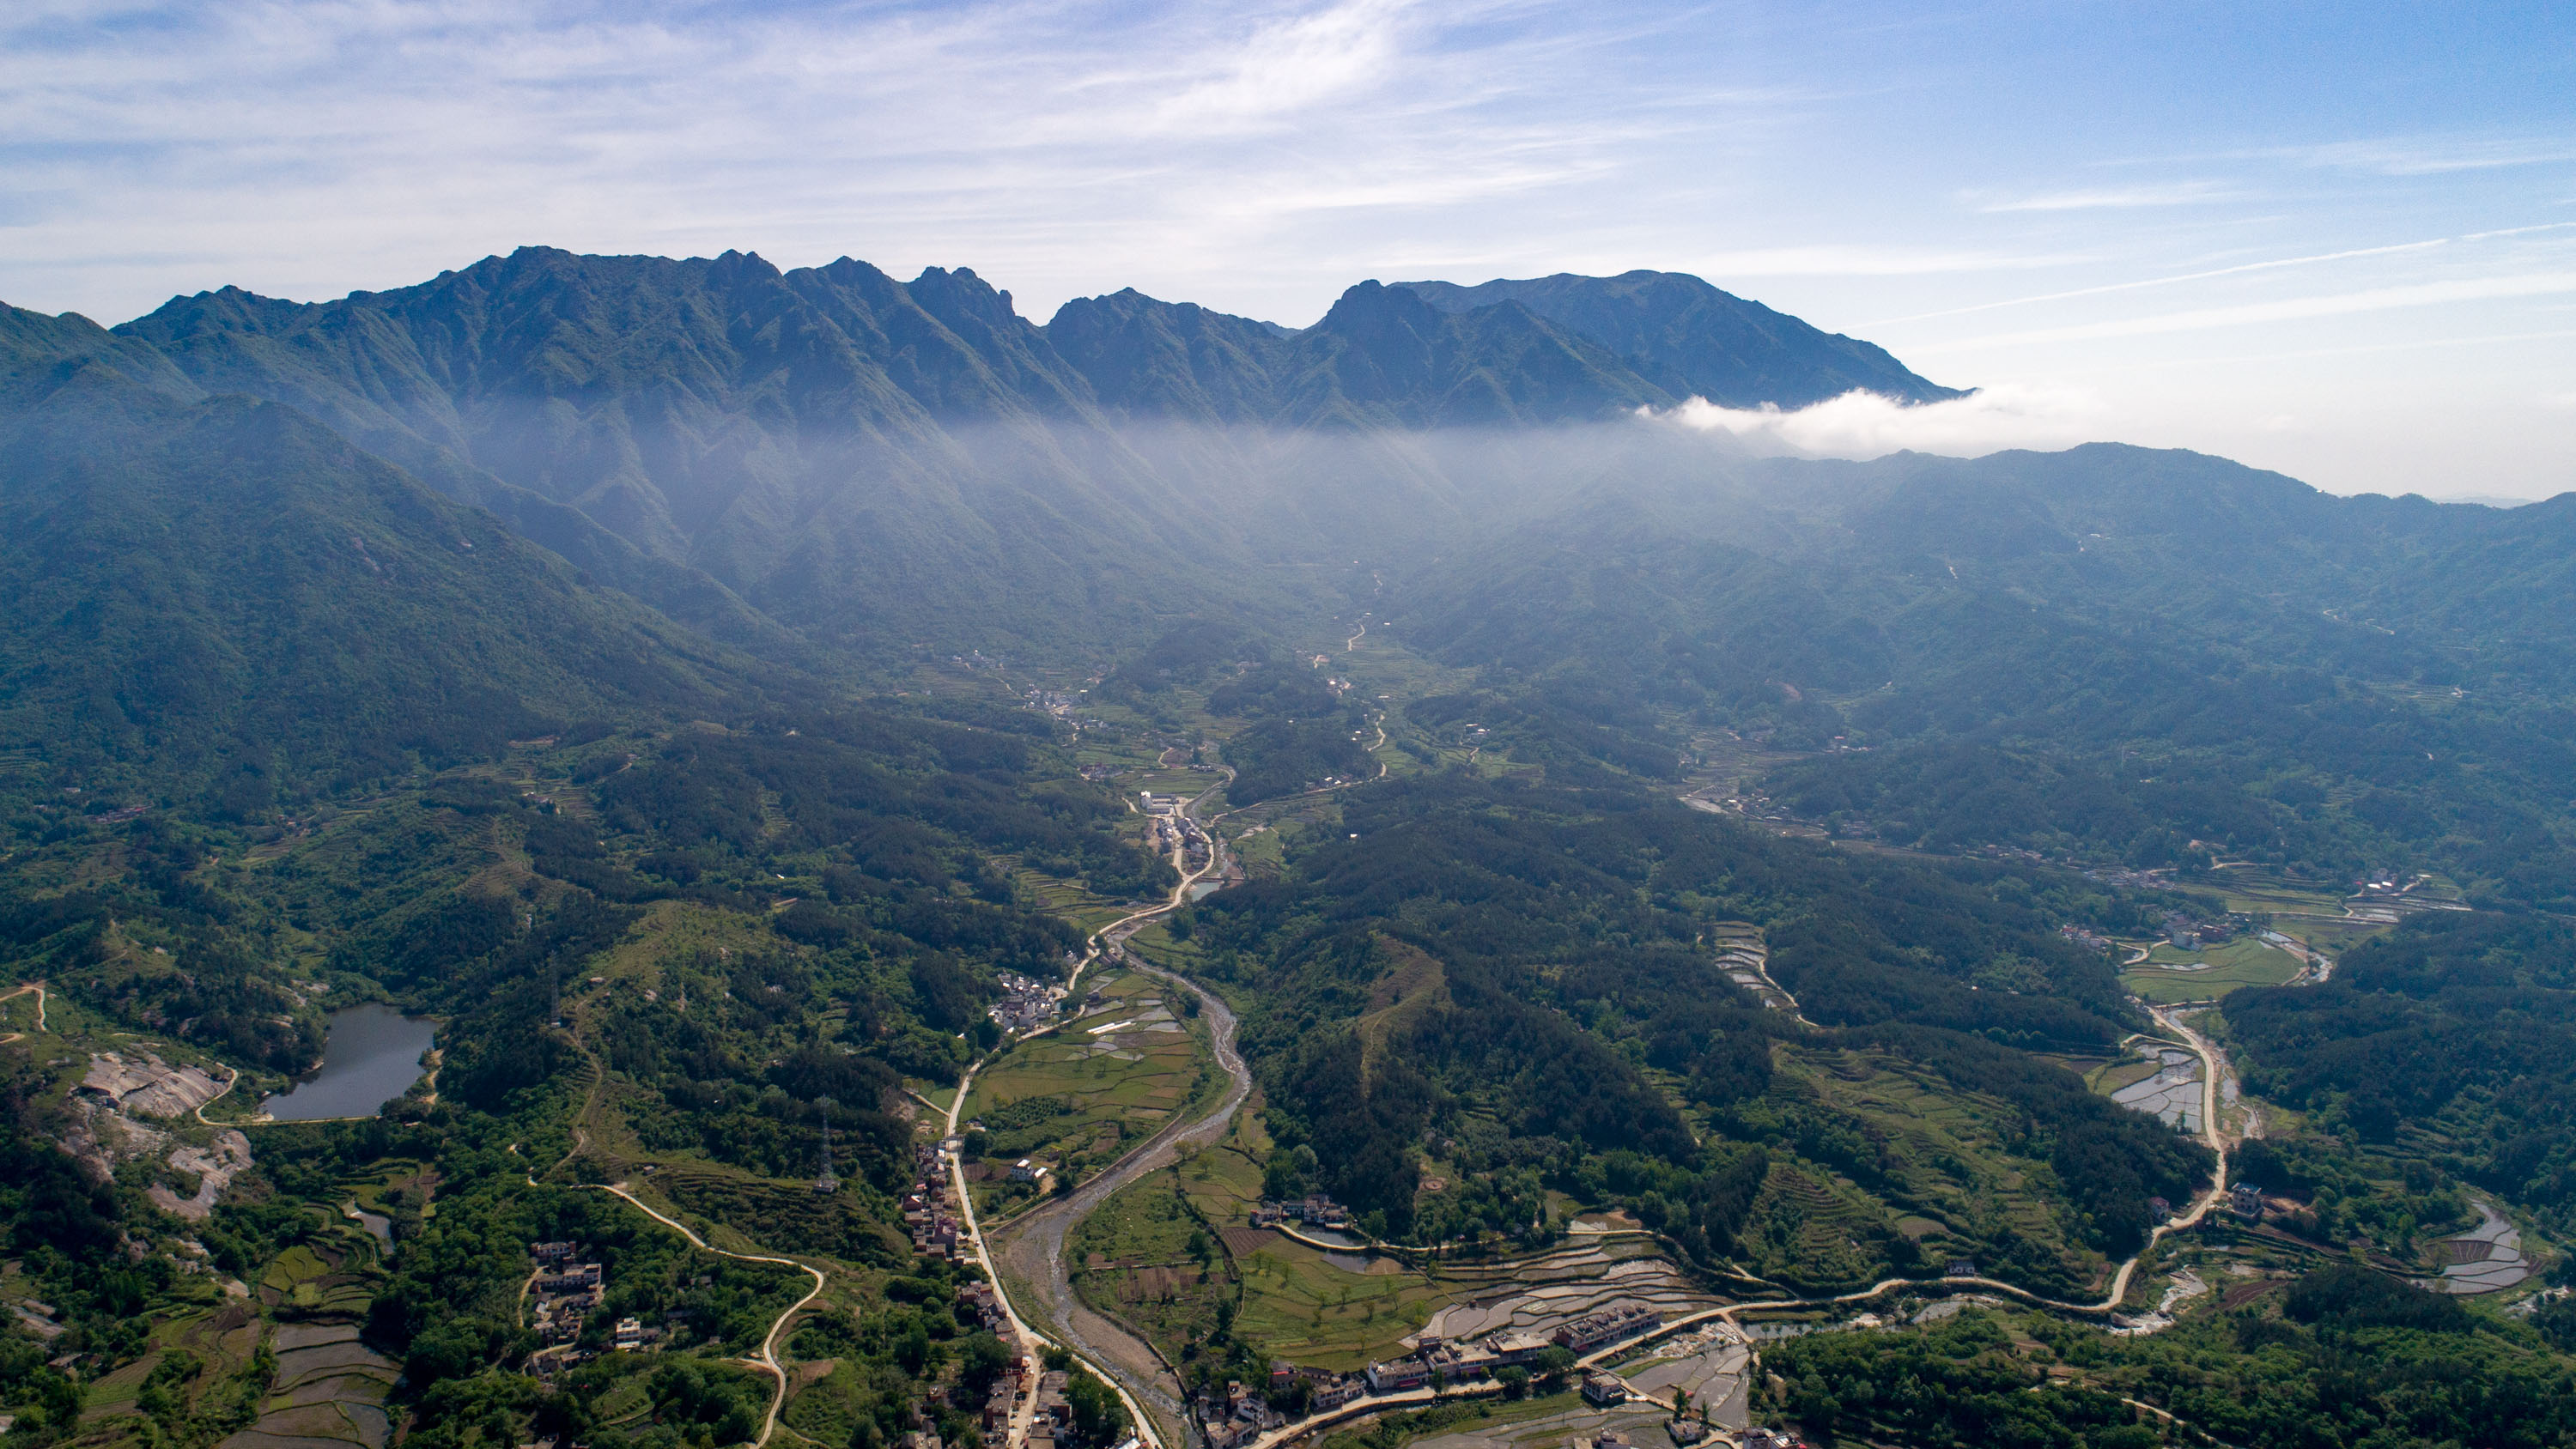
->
left=0, top=980, right=46, bottom=1043
left=971, top=737, right=1401, bottom=1447
left=987, top=967, right=1249, bottom=1447
left=1233, top=1008, right=2235, bottom=1449
left=503, top=1148, right=829, bottom=1449
left=948, top=692, right=2241, bottom=1449
left=587, top=1183, right=829, bottom=1449
left=950, top=772, right=1249, bottom=1448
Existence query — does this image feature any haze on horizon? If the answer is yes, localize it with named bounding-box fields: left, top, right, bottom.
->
left=4, top=0, right=2569, bottom=500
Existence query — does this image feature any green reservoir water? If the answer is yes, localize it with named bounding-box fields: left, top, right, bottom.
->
left=260, top=1004, right=435, bottom=1121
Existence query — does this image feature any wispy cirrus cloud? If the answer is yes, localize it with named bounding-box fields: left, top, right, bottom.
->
left=1974, top=180, right=2238, bottom=212
left=1, top=0, right=2568, bottom=498
left=1941, top=271, right=2576, bottom=350
left=0, top=0, right=1779, bottom=322
left=1863, top=224, right=2576, bottom=326
left=1152, top=0, right=1410, bottom=132
left=1680, top=244, right=2090, bottom=277
left=2277, top=135, right=2576, bottom=176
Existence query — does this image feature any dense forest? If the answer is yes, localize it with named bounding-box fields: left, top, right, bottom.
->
left=2227, top=912, right=2576, bottom=1233
left=1394, top=455, right=2576, bottom=909
left=1758, top=1285, right=2576, bottom=1449
left=1211, top=663, right=1376, bottom=804
left=1185, top=767, right=2210, bottom=1284
left=0, top=670, right=1174, bottom=1449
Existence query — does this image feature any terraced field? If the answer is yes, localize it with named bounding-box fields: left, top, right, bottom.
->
left=221, top=1321, right=400, bottom=1449
left=1750, top=1045, right=2114, bottom=1294
left=653, top=1163, right=910, bottom=1263
left=1067, top=1162, right=1236, bottom=1362
left=204, top=1223, right=400, bottom=1449
left=1397, top=1241, right=1717, bottom=1353
left=1014, top=867, right=1151, bottom=937
left=1074, top=1103, right=1728, bottom=1374
left=2105, top=1046, right=2203, bottom=1133
left=1406, top=1396, right=1675, bottom=1449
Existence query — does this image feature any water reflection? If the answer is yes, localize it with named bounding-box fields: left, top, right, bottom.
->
left=261, top=1004, right=435, bottom=1121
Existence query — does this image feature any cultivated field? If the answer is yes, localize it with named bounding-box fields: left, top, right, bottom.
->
left=1076, top=1098, right=1732, bottom=1373
left=961, top=969, right=1215, bottom=1223
left=2120, top=936, right=2303, bottom=1002
left=1756, top=1045, right=2117, bottom=1294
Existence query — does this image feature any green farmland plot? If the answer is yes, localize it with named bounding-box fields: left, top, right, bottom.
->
left=2120, top=936, right=2304, bottom=1002
left=961, top=971, right=1215, bottom=1221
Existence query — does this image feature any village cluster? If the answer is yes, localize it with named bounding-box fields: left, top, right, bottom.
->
left=969, top=1358, right=1087, bottom=1449
left=1193, top=1303, right=1669, bottom=1449
left=526, top=1240, right=670, bottom=1378
left=989, top=972, right=1073, bottom=1035
left=1139, top=793, right=1212, bottom=876
left=903, top=1143, right=969, bottom=1260
left=1245, top=1194, right=1354, bottom=1232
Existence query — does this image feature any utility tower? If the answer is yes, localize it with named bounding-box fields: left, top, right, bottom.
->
left=813, top=1095, right=839, bottom=1194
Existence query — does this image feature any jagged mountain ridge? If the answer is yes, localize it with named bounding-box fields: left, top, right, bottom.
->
left=1046, top=277, right=1675, bottom=425
left=112, top=249, right=1233, bottom=652
left=1396, top=270, right=1965, bottom=408
left=92, top=250, right=1960, bottom=652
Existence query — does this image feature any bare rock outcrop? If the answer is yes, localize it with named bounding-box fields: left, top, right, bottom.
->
left=79, top=1051, right=227, bottom=1119
left=149, top=1131, right=254, bottom=1221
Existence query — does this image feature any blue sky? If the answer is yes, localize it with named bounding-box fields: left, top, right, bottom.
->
left=3, top=0, right=2571, bottom=495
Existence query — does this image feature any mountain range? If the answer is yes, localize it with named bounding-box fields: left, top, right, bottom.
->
left=0, top=300, right=764, bottom=814
left=6, top=249, right=2573, bottom=901
left=88, top=252, right=1957, bottom=651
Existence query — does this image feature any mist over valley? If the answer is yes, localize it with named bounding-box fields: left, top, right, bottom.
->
left=4, top=241, right=2574, bottom=1449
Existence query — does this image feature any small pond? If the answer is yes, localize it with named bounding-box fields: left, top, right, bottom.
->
left=261, top=1004, right=436, bottom=1121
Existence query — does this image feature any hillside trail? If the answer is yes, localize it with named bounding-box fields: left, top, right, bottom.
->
left=1241, top=1019, right=2234, bottom=1449
left=486, top=954, right=828, bottom=1449
left=586, top=1183, right=829, bottom=1449
left=1710, top=1005, right=2231, bottom=1321
left=489, top=740, right=1371, bottom=1449
left=500, top=1143, right=828, bottom=1449
left=598, top=679, right=2236, bottom=1449
left=967, top=706, right=2233, bottom=1442
left=0, top=980, right=46, bottom=1043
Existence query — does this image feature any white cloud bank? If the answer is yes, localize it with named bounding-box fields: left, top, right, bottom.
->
left=1643, top=384, right=2105, bottom=461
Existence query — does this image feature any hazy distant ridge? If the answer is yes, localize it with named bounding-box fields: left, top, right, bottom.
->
left=81, top=249, right=1965, bottom=652
left=1398, top=270, right=1965, bottom=408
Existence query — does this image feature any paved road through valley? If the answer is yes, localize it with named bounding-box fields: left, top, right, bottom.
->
left=989, top=964, right=1251, bottom=1446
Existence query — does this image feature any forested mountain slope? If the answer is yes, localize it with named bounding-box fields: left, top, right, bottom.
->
left=32, top=240, right=2576, bottom=901
left=1157, top=766, right=2209, bottom=1293
left=1394, top=444, right=2576, bottom=904
left=93, top=252, right=1972, bottom=656
left=112, top=250, right=1267, bottom=652
left=0, top=303, right=761, bottom=817
left=4, top=241, right=2576, bottom=1449
left=0, top=299, right=1181, bottom=1445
